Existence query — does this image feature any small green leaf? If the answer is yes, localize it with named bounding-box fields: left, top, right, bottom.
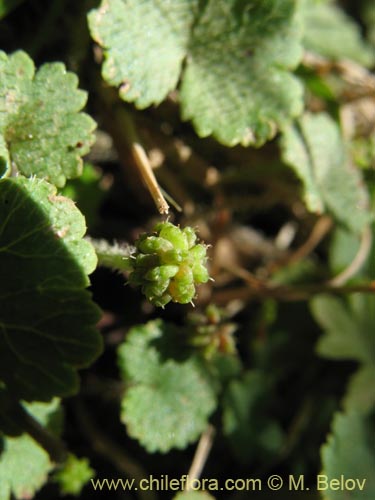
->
left=0, top=51, right=96, bottom=187
left=281, top=112, right=371, bottom=233
left=0, top=399, right=61, bottom=500
left=320, top=412, right=375, bottom=500
left=311, top=294, right=374, bottom=365
left=312, top=294, right=375, bottom=416
left=0, top=176, right=102, bottom=401
left=88, top=0, right=303, bottom=146
left=118, top=320, right=217, bottom=453
left=301, top=0, right=374, bottom=66
left=54, top=454, right=95, bottom=496
left=343, top=365, right=375, bottom=415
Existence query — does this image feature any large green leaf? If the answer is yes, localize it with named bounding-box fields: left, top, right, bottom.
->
left=281, top=112, right=371, bottom=233
left=0, top=176, right=102, bottom=401
left=301, top=0, right=374, bottom=66
left=0, top=399, right=62, bottom=500
left=118, top=320, right=217, bottom=453
left=88, top=0, right=303, bottom=146
left=88, top=0, right=195, bottom=107
left=0, top=51, right=96, bottom=187
left=320, top=412, right=375, bottom=500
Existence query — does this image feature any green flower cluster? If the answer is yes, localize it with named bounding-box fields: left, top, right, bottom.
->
left=128, top=222, right=209, bottom=307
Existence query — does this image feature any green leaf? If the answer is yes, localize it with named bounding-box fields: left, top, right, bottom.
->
left=312, top=294, right=375, bottom=416
left=301, top=0, right=374, bottom=66
left=54, top=454, right=95, bottom=496
left=320, top=412, right=375, bottom=500
left=88, top=0, right=303, bottom=146
left=0, top=0, right=25, bottom=19
left=179, top=0, right=303, bottom=146
left=88, top=0, right=195, bottom=107
left=0, top=51, right=96, bottom=187
left=281, top=112, right=371, bottom=233
left=329, top=228, right=361, bottom=276
left=118, top=320, right=217, bottom=453
left=222, top=371, right=284, bottom=464
left=311, top=294, right=375, bottom=365
left=0, top=176, right=102, bottom=401
left=0, top=399, right=61, bottom=500
left=343, top=365, right=375, bottom=415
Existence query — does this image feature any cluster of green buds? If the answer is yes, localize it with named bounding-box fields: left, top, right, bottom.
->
left=128, top=222, right=210, bottom=307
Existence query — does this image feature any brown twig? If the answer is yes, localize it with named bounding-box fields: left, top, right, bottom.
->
left=288, top=216, right=333, bottom=264
left=186, top=425, right=215, bottom=491
left=328, top=225, right=373, bottom=286
left=267, top=216, right=333, bottom=276
left=212, top=281, right=375, bottom=305
left=302, top=51, right=375, bottom=99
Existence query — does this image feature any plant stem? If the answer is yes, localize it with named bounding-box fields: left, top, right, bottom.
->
left=3, top=396, right=67, bottom=464
left=186, top=425, right=215, bottom=491
left=328, top=225, right=373, bottom=286
left=87, top=237, right=135, bottom=273
left=213, top=280, right=375, bottom=305
left=19, top=407, right=67, bottom=464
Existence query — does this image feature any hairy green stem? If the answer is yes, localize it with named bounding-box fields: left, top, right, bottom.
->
left=87, top=237, right=135, bottom=273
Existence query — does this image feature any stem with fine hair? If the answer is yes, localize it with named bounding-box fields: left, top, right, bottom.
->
left=87, top=237, right=135, bottom=273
